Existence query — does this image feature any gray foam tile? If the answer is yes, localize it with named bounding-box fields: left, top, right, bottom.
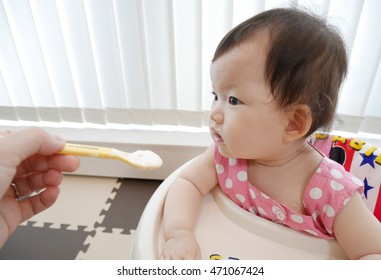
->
left=0, top=221, right=94, bottom=260
left=96, top=178, right=161, bottom=233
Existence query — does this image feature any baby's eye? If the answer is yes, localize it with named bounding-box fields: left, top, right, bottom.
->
left=229, top=96, right=242, bottom=105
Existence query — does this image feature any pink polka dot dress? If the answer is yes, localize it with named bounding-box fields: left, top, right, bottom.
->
left=214, top=145, right=364, bottom=238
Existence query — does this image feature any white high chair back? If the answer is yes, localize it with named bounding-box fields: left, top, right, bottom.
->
left=131, top=133, right=381, bottom=259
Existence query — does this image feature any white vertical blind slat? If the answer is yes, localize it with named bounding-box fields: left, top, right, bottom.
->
left=326, top=0, right=364, bottom=55
left=0, top=1, right=32, bottom=108
left=337, top=0, right=381, bottom=118
left=2, top=1, right=49, bottom=121
left=296, top=0, right=331, bottom=16
left=142, top=0, right=176, bottom=111
left=364, top=54, right=381, bottom=118
left=56, top=0, right=104, bottom=124
left=172, top=0, right=201, bottom=112
left=3, top=0, right=59, bottom=123
left=172, top=0, right=204, bottom=127
left=201, top=0, right=234, bottom=112
left=232, top=0, right=265, bottom=26
left=264, top=0, right=291, bottom=10
left=29, top=0, right=82, bottom=123
left=113, top=0, right=149, bottom=110
left=0, top=1, right=37, bottom=121
left=84, top=0, right=128, bottom=124
left=0, top=73, right=17, bottom=120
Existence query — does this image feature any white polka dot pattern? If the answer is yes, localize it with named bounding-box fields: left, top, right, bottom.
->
left=330, top=169, right=343, bottom=179
left=214, top=145, right=364, bottom=239
left=236, top=194, right=246, bottom=203
left=309, top=187, right=323, bottom=200
left=323, top=204, right=335, bottom=217
left=330, top=180, right=344, bottom=191
left=229, top=158, right=237, bottom=166
left=237, top=171, right=247, bottom=181
left=291, top=214, right=304, bottom=224
left=351, top=176, right=363, bottom=186
left=225, top=178, right=233, bottom=189
left=216, top=164, right=224, bottom=174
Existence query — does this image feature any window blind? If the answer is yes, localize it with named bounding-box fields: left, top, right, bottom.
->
left=1, top=0, right=380, bottom=137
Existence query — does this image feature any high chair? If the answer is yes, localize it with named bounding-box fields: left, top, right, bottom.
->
left=131, top=133, right=381, bottom=259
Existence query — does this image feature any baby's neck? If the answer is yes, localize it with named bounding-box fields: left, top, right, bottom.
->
left=253, top=141, right=315, bottom=168
left=247, top=140, right=324, bottom=214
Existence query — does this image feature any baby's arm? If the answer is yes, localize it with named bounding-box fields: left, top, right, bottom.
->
left=333, top=192, right=381, bottom=259
left=160, top=145, right=218, bottom=260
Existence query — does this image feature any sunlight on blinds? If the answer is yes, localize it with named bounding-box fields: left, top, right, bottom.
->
left=0, top=0, right=380, bottom=135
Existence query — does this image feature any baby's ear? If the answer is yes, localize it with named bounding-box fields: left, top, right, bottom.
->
left=283, top=104, right=312, bottom=142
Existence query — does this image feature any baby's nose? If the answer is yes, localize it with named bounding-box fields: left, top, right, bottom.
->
left=210, top=110, right=224, bottom=124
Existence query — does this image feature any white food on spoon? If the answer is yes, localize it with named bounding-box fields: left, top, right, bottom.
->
left=113, top=149, right=163, bottom=170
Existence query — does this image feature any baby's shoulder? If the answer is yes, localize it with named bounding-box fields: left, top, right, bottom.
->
left=304, top=157, right=364, bottom=212
left=317, top=157, right=363, bottom=188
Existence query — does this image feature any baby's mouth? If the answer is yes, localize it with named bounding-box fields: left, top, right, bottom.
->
left=210, top=127, right=224, bottom=144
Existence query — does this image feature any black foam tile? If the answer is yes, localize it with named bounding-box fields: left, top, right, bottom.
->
left=96, top=178, right=161, bottom=233
left=0, top=222, right=94, bottom=260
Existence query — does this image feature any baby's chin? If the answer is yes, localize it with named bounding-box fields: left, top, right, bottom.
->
left=217, top=145, right=254, bottom=160
left=217, top=144, right=236, bottom=159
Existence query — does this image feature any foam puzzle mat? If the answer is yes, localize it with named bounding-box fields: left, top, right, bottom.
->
left=0, top=175, right=161, bottom=260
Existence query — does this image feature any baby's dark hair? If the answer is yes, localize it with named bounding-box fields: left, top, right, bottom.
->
left=212, top=8, right=348, bottom=136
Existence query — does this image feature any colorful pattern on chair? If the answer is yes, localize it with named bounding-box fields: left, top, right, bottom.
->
left=309, top=133, right=381, bottom=222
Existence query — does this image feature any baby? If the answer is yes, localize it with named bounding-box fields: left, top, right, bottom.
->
left=161, top=8, right=381, bottom=259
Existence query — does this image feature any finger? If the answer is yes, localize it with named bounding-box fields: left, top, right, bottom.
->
left=13, top=169, right=64, bottom=197
left=48, top=154, right=80, bottom=172
left=18, top=186, right=60, bottom=222
left=16, top=154, right=80, bottom=177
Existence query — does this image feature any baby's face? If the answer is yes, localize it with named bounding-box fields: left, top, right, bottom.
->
left=209, top=35, right=288, bottom=161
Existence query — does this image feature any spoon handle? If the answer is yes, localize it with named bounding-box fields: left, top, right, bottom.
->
left=59, top=143, right=115, bottom=159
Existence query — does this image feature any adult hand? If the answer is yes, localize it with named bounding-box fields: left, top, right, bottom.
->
left=0, top=127, right=80, bottom=248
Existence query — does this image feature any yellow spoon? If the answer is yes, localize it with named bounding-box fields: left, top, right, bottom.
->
left=60, top=143, right=163, bottom=170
